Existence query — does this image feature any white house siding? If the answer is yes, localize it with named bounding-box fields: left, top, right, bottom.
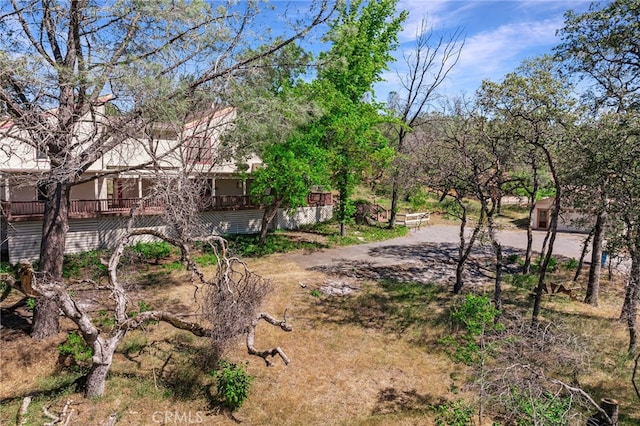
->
left=200, top=210, right=264, bottom=235
left=4, top=206, right=332, bottom=263
left=66, top=219, right=100, bottom=255
left=277, top=205, right=333, bottom=230
left=97, top=216, right=170, bottom=250
left=6, top=221, right=42, bottom=264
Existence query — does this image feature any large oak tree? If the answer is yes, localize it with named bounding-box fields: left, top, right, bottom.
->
left=0, top=0, right=335, bottom=339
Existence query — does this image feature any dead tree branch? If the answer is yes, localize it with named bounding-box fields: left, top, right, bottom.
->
left=521, top=364, right=613, bottom=425
left=247, top=312, right=293, bottom=366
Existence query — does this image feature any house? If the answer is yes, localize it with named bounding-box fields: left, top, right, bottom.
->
left=0, top=99, right=332, bottom=263
left=532, top=197, right=591, bottom=233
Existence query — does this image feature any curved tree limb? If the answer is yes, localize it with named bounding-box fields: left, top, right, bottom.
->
left=247, top=312, right=293, bottom=366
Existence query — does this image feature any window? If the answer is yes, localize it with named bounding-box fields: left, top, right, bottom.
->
left=185, top=137, right=212, bottom=164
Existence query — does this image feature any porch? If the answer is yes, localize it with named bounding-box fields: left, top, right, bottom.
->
left=1, top=192, right=333, bottom=221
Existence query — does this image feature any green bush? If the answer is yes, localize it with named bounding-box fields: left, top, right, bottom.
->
left=213, top=360, right=254, bottom=412
left=62, top=250, right=107, bottom=279
left=531, top=256, right=557, bottom=273
left=58, top=331, right=93, bottom=371
left=93, top=309, right=115, bottom=329
left=440, top=294, right=501, bottom=365
left=131, top=241, right=175, bottom=263
left=25, top=297, right=36, bottom=312
left=408, top=188, right=429, bottom=211
left=563, top=258, right=579, bottom=270
left=508, top=389, right=571, bottom=426
left=434, top=400, right=475, bottom=426
left=509, top=274, right=537, bottom=290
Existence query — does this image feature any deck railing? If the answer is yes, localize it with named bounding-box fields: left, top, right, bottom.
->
left=1, top=193, right=332, bottom=220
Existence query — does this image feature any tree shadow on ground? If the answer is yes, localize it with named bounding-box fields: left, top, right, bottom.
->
left=0, top=297, right=32, bottom=341
left=372, top=387, right=441, bottom=416
left=311, top=242, right=525, bottom=290
left=308, top=278, right=452, bottom=345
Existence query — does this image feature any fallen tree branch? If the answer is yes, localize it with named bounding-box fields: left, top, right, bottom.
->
left=522, top=364, right=613, bottom=425
left=126, top=311, right=209, bottom=337
left=16, top=396, right=30, bottom=426
left=247, top=312, right=293, bottom=366
left=42, top=399, right=73, bottom=426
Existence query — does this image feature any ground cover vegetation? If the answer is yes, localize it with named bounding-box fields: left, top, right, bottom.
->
left=1, top=225, right=639, bottom=424
left=1, top=0, right=640, bottom=424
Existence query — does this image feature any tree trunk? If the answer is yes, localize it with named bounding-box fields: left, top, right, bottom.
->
left=532, top=170, right=561, bottom=324
left=454, top=207, right=468, bottom=294
left=487, top=209, right=503, bottom=311
left=453, top=203, right=484, bottom=295
left=387, top=177, right=399, bottom=229
left=84, top=334, right=123, bottom=397
left=85, top=361, right=111, bottom=398
left=585, top=210, right=607, bottom=306
left=454, top=261, right=464, bottom=294
left=32, top=182, right=71, bottom=339
left=574, top=227, right=595, bottom=282
left=523, top=165, right=539, bottom=275
left=31, top=297, right=61, bottom=340
left=523, top=195, right=536, bottom=275
left=258, top=199, right=283, bottom=245
left=338, top=185, right=348, bottom=237
left=620, top=252, right=639, bottom=353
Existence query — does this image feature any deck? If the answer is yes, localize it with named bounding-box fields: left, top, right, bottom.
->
left=1, top=192, right=333, bottom=221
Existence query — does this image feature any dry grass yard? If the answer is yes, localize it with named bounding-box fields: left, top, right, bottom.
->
left=0, top=233, right=639, bottom=425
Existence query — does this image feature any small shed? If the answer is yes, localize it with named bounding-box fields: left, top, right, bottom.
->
left=532, top=197, right=592, bottom=233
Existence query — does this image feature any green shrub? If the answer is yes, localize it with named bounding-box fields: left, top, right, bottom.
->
left=563, top=258, right=579, bottom=270
left=408, top=188, right=429, bottom=211
left=131, top=241, right=175, bottom=263
left=508, top=389, right=571, bottom=426
left=532, top=256, right=557, bottom=273
left=62, top=250, right=107, bottom=279
left=509, top=274, right=537, bottom=290
left=440, top=294, right=501, bottom=365
left=93, top=309, right=115, bottom=329
left=194, top=252, right=220, bottom=267
left=213, top=360, right=254, bottom=412
left=25, top=297, right=36, bottom=312
left=434, top=400, right=475, bottom=426
left=0, top=261, right=12, bottom=274
left=506, top=253, right=521, bottom=264
left=58, top=331, right=93, bottom=371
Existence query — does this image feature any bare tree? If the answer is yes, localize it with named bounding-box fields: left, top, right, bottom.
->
left=477, top=57, right=577, bottom=323
left=20, top=209, right=292, bottom=397
left=0, top=0, right=336, bottom=339
left=424, top=109, right=485, bottom=294
left=386, top=18, right=464, bottom=228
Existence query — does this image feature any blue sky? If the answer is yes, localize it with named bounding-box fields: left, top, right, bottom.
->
left=267, top=0, right=597, bottom=101
left=377, top=0, right=596, bottom=100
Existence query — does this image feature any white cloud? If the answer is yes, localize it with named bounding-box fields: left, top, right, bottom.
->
left=457, top=17, right=563, bottom=77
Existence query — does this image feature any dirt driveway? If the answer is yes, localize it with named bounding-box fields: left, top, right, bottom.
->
left=286, top=225, right=597, bottom=291
left=288, top=225, right=592, bottom=269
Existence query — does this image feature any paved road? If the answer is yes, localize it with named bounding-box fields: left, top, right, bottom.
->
left=288, top=225, right=594, bottom=269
